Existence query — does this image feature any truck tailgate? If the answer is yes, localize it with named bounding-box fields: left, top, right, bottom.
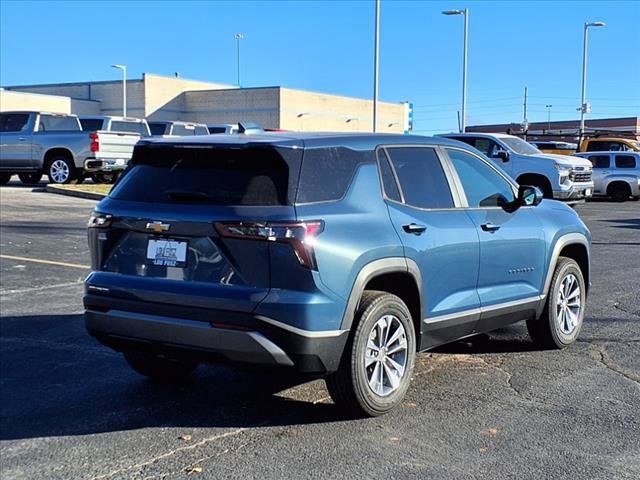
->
left=95, top=131, right=141, bottom=161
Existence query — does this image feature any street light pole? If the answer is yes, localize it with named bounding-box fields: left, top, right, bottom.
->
left=111, top=64, right=127, bottom=117
left=443, top=8, right=468, bottom=133
left=580, top=21, right=605, bottom=142
left=373, top=0, right=380, bottom=132
left=546, top=104, right=553, bottom=132
left=234, top=33, right=244, bottom=87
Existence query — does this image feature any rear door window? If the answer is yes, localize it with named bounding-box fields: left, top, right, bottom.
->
left=0, top=113, right=29, bottom=132
left=38, top=115, right=80, bottom=131
left=111, top=145, right=300, bottom=206
left=588, top=155, right=610, bottom=169
left=385, top=147, right=454, bottom=209
left=615, top=155, right=637, bottom=169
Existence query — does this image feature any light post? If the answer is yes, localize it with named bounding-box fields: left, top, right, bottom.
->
left=346, top=117, right=360, bottom=131
left=297, top=112, right=310, bottom=131
left=234, top=33, right=244, bottom=87
left=546, top=104, right=553, bottom=132
left=373, top=0, right=380, bottom=132
left=580, top=21, right=605, bottom=141
left=111, top=64, right=127, bottom=117
left=442, top=8, right=468, bottom=133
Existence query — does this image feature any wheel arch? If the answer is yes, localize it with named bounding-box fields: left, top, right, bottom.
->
left=516, top=173, right=554, bottom=198
left=43, top=148, right=75, bottom=168
left=340, top=258, right=423, bottom=339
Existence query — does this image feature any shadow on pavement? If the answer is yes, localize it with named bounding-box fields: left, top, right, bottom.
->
left=601, top=218, right=640, bottom=230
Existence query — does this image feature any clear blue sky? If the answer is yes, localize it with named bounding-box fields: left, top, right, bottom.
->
left=1, top=0, right=638, bottom=133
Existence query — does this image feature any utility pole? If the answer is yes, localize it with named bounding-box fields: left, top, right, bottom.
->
left=522, top=86, right=528, bottom=141
left=234, top=33, right=244, bottom=87
left=372, top=0, right=380, bottom=132
left=546, top=104, right=553, bottom=132
left=580, top=22, right=605, bottom=143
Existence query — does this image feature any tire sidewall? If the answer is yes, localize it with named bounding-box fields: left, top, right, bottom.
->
left=547, top=259, right=586, bottom=347
left=351, top=295, right=416, bottom=415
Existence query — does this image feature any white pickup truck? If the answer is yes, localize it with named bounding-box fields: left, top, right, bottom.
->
left=0, top=111, right=143, bottom=184
left=439, top=132, right=594, bottom=201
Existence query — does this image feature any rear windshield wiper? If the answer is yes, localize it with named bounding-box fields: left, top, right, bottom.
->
left=165, top=190, right=212, bottom=202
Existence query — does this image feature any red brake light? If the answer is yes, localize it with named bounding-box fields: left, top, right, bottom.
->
left=215, top=221, right=324, bottom=270
left=89, top=132, right=99, bottom=152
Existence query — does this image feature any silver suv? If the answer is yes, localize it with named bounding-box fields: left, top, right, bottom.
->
left=574, top=151, right=640, bottom=201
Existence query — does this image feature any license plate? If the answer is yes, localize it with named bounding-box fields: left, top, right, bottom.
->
left=146, top=239, right=187, bottom=267
left=585, top=188, right=592, bottom=196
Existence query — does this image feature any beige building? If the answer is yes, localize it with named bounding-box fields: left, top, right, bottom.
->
left=2, top=73, right=408, bottom=133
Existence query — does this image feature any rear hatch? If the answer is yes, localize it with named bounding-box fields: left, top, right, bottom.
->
left=87, top=140, right=303, bottom=313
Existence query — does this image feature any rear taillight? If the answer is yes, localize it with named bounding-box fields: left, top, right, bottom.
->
left=215, top=221, right=324, bottom=270
left=89, top=132, right=99, bottom=152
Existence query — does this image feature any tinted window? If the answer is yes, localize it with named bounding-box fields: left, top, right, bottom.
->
left=615, top=155, right=637, bottom=169
left=386, top=147, right=454, bottom=209
left=297, top=147, right=372, bottom=203
left=79, top=118, right=104, bottom=132
left=208, top=127, right=227, bottom=134
left=110, top=121, right=148, bottom=136
left=0, top=113, right=29, bottom=132
left=586, top=141, right=628, bottom=152
left=112, top=146, right=296, bottom=206
left=148, top=123, right=167, bottom=135
left=171, top=124, right=206, bottom=136
left=38, top=115, right=80, bottom=132
left=588, top=155, right=610, bottom=169
left=377, top=150, right=401, bottom=202
left=474, top=138, right=500, bottom=157
left=194, top=125, right=209, bottom=135
left=447, top=148, right=515, bottom=208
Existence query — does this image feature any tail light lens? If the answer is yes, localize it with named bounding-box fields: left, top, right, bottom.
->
left=89, top=132, right=100, bottom=152
left=215, top=221, right=324, bottom=269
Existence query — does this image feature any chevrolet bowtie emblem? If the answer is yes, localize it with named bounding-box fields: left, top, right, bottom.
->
left=146, top=221, right=170, bottom=233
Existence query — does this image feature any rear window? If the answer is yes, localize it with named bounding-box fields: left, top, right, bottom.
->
left=110, top=120, right=149, bottom=136
left=208, top=126, right=227, bottom=134
left=296, top=147, right=373, bottom=203
left=111, top=145, right=301, bottom=206
left=37, top=114, right=80, bottom=132
left=171, top=124, right=200, bottom=136
left=80, top=118, right=104, bottom=132
left=148, top=123, right=167, bottom=135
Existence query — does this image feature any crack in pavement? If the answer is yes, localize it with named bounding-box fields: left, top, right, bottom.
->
left=89, top=428, right=249, bottom=480
left=594, top=345, right=640, bottom=386
left=613, top=303, right=640, bottom=319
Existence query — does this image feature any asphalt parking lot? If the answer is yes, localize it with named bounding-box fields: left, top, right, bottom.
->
left=0, top=185, right=638, bottom=480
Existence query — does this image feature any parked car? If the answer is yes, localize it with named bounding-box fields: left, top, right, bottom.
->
left=439, top=133, right=594, bottom=201
left=84, top=133, right=591, bottom=416
left=579, top=137, right=640, bottom=153
left=574, top=151, right=640, bottom=201
left=79, top=116, right=151, bottom=183
left=207, top=123, right=239, bottom=134
left=0, top=111, right=141, bottom=185
left=147, top=121, right=209, bottom=137
left=530, top=140, right=577, bottom=155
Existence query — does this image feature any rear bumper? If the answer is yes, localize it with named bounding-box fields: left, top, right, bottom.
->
left=84, top=295, right=348, bottom=375
left=84, top=158, right=128, bottom=172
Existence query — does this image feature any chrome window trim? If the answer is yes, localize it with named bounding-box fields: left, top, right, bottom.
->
left=424, top=295, right=543, bottom=324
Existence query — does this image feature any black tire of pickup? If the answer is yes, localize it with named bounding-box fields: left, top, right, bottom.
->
left=18, top=172, right=43, bottom=185
left=91, top=172, right=119, bottom=184
left=124, top=352, right=198, bottom=383
left=0, top=173, right=11, bottom=185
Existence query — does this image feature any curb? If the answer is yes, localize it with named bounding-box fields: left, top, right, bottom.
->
left=45, top=185, right=106, bottom=201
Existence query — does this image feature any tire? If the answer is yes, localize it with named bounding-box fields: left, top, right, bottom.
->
left=91, top=172, right=119, bottom=184
left=18, top=172, right=43, bottom=185
left=0, top=173, right=11, bottom=185
left=47, top=156, right=77, bottom=184
left=608, top=183, right=630, bottom=202
left=326, top=291, right=416, bottom=417
left=124, top=351, right=198, bottom=382
left=527, top=257, right=586, bottom=349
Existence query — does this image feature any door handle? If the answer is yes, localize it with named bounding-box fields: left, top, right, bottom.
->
left=481, top=223, right=501, bottom=232
left=403, top=223, right=427, bottom=234
left=18, top=137, right=27, bottom=141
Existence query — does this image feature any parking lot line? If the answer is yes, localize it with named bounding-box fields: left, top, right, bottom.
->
left=0, top=280, right=84, bottom=296
left=0, top=254, right=90, bottom=270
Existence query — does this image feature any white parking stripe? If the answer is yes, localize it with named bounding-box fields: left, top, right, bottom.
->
left=0, top=254, right=89, bottom=270
left=0, top=281, right=84, bottom=295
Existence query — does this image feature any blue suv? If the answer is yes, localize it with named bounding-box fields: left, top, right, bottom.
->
left=85, top=133, right=591, bottom=416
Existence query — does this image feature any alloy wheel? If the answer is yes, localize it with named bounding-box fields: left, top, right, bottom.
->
left=556, top=273, right=581, bottom=335
left=364, top=314, right=408, bottom=397
left=50, top=160, right=70, bottom=183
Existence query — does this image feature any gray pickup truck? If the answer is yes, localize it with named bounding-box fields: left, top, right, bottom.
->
left=0, top=111, right=142, bottom=185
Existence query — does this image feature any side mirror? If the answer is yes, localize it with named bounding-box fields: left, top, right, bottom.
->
left=493, top=150, right=510, bottom=162
left=518, top=185, right=543, bottom=207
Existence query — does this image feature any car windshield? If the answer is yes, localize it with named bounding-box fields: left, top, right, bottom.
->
left=500, top=137, right=541, bottom=155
